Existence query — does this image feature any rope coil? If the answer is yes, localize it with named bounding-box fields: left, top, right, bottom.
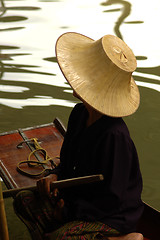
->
left=16, top=138, right=59, bottom=178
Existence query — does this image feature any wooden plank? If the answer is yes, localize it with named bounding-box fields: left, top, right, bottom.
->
left=0, top=131, right=36, bottom=188
left=3, top=174, right=104, bottom=198
left=0, top=121, right=63, bottom=189
left=21, top=123, right=63, bottom=166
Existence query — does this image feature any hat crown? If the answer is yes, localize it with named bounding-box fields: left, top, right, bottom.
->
left=102, top=35, right=137, bottom=72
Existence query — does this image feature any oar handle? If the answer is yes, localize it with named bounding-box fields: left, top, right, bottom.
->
left=3, top=174, right=104, bottom=198
left=0, top=181, right=10, bottom=240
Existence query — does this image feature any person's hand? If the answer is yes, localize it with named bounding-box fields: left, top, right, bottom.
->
left=37, top=174, right=64, bottom=222
left=37, top=174, right=58, bottom=198
left=54, top=198, right=64, bottom=222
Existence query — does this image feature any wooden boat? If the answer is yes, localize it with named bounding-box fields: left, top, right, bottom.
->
left=0, top=118, right=159, bottom=240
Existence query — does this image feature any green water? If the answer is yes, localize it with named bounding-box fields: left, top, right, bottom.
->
left=0, top=0, right=160, bottom=238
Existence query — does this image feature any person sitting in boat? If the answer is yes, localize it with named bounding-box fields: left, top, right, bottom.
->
left=14, top=32, right=144, bottom=240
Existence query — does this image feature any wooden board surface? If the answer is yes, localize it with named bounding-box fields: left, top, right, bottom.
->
left=0, top=121, right=64, bottom=189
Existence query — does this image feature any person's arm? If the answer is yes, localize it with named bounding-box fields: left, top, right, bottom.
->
left=37, top=175, right=64, bottom=222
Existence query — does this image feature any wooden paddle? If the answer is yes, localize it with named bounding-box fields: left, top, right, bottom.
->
left=0, top=181, right=9, bottom=240
left=3, top=174, right=104, bottom=199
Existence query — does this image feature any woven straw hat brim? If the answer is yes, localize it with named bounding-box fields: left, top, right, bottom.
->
left=56, top=32, right=140, bottom=117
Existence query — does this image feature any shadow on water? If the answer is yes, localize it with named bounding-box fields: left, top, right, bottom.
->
left=135, top=66, right=160, bottom=89
left=101, top=0, right=160, bottom=93
left=0, top=48, right=74, bottom=132
left=0, top=0, right=70, bottom=109
left=137, top=65, right=160, bottom=77
left=0, top=15, right=28, bottom=22
left=0, top=80, right=75, bottom=131
left=0, top=43, right=55, bottom=84
left=0, top=1, right=42, bottom=84
left=101, top=0, right=143, bottom=40
left=0, top=0, right=40, bottom=31
left=0, top=48, right=75, bottom=131
left=0, top=0, right=57, bottom=102
left=0, top=46, right=75, bottom=132
left=0, top=0, right=40, bottom=15
left=0, top=58, right=55, bottom=77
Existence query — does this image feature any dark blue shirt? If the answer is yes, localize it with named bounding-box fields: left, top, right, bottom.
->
left=57, top=103, right=144, bottom=233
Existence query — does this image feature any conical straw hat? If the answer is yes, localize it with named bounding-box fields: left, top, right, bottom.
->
left=55, top=32, right=140, bottom=117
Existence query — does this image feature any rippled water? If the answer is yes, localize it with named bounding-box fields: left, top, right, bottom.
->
left=0, top=0, right=160, bottom=210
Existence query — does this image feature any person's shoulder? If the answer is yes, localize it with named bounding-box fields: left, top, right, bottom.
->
left=72, top=102, right=84, bottom=111
left=70, top=102, right=85, bottom=117
left=67, top=103, right=84, bottom=128
left=102, top=116, right=130, bottom=137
